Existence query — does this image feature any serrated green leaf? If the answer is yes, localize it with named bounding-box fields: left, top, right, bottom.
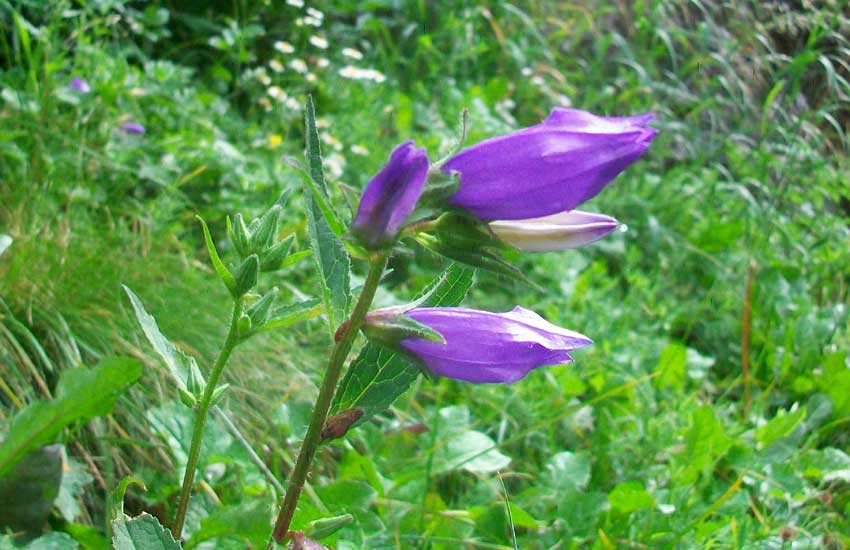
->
left=0, top=357, right=141, bottom=478
left=331, top=264, right=474, bottom=424
left=0, top=444, right=63, bottom=533
left=196, top=216, right=236, bottom=295
left=112, top=513, right=181, bottom=550
left=303, top=96, right=350, bottom=336
left=123, top=286, right=204, bottom=391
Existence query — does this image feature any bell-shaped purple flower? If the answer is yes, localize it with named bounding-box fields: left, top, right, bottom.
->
left=375, top=306, right=592, bottom=384
left=68, top=77, right=91, bottom=93
left=444, top=108, right=657, bottom=221
left=489, top=210, right=619, bottom=252
left=352, top=141, right=429, bottom=249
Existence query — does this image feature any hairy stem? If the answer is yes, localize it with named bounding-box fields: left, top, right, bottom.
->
left=172, top=299, right=243, bottom=540
left=268, top=253, right=388, bottom=547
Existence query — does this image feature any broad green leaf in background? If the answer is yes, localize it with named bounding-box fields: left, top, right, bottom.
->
left=184, top=500, right=271, bottom=549
left=0, top=357, right=141, bottom=478
left=608, top=480, right=654, bottom=515
left=756, top=405, right=807, bottom=447
left=677, top=406, right=734, bottom=485
left=331, top=264, right=474, bottom=425
left=429, top=405, right=511, bottom=475
left=541, top=451, right=592, bottom=493
left=0, top=532, right=79, bottom=550
left=145, top=400, right=233, bottom=478
left=123, top=286, right=204, bottom=391
left=433, top=429, right=511, bottom=474
left=654, top=341, right=686, bottom=390
left=112, top=514, right=181, bottom=550
left=303, top=96, right=350, bottom=337
left=817, top=352, right=850, bottom=416
left=0, top=445, right=63, bottom=533
left=56, top=456, right=93, bottom=522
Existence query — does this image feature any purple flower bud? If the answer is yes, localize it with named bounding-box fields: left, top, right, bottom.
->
left=489, top=210, right=619, bottom=252
left=352, top=141, right=428, bottom=249
left=121, top=121, right=146, bottom=135
left=444, top=108, right=657, bottom=221
left=68, top=77, right=91, bottom=93
left=382, top=306, right=592, bottom=384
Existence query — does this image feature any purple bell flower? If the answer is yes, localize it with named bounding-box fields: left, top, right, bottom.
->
left=352, top=140, right=429, bottom=249
left=489, top=210, right=620, bottom=252
left=377, top=306, right=592, bottom=384
left=68, top=77, right=91, bottom=93
left=120, top=121, right=146, bottom=135
left=444, top=108, right=657, bottom=221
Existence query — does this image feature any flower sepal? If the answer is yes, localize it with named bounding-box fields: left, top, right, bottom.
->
left=408, top=170, right=461, bottom=218
left=413, top=213, right=530, bottom=283
left=362, top=306, right=445, bottom=350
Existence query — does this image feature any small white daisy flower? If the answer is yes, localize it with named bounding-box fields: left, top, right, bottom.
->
left=274, top=41, right=295, bottom=54
left=289, top=58, right=308, bottom=74
left=309, top=36, right=329, bottom=49
left=342, top=47, right=363, bottom=60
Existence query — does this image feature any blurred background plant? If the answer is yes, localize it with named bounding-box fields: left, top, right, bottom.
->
left=1, top=0, right=848, bottom=548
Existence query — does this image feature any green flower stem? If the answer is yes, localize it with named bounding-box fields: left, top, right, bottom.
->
left=268, top=253, right=388, bottom=547
left=172, top=299, right=243, bottom=540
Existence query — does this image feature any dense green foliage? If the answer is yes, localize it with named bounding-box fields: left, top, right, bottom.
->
left=2, top=0, right=849, bottom=548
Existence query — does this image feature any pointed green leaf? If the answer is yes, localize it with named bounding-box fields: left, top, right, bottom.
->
left=196, top=216, right=236, bottom=295
left=0, top=357, right=141, bottom=478
left=303, top=96, right=350, bottom=336
left=255, top=298, right=323, bottom=333
left=331, top=264, right=474, bottom=425
left=123, top=286, right=204, bottom=391
left=284, top=159, right=345, bottom=237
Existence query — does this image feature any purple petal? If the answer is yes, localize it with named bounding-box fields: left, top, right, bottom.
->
left=352, top=140, right=429, bottom=249
left=443, top=107, right=657, bottom=221
left=120, top=121, right=146, bottom=135
left=399, top=306, right=592, bottom=384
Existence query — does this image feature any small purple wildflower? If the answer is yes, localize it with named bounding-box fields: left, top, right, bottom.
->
left=120, top=121, right=146, bottom=135
left=68, top=77, right=91, bottom=93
